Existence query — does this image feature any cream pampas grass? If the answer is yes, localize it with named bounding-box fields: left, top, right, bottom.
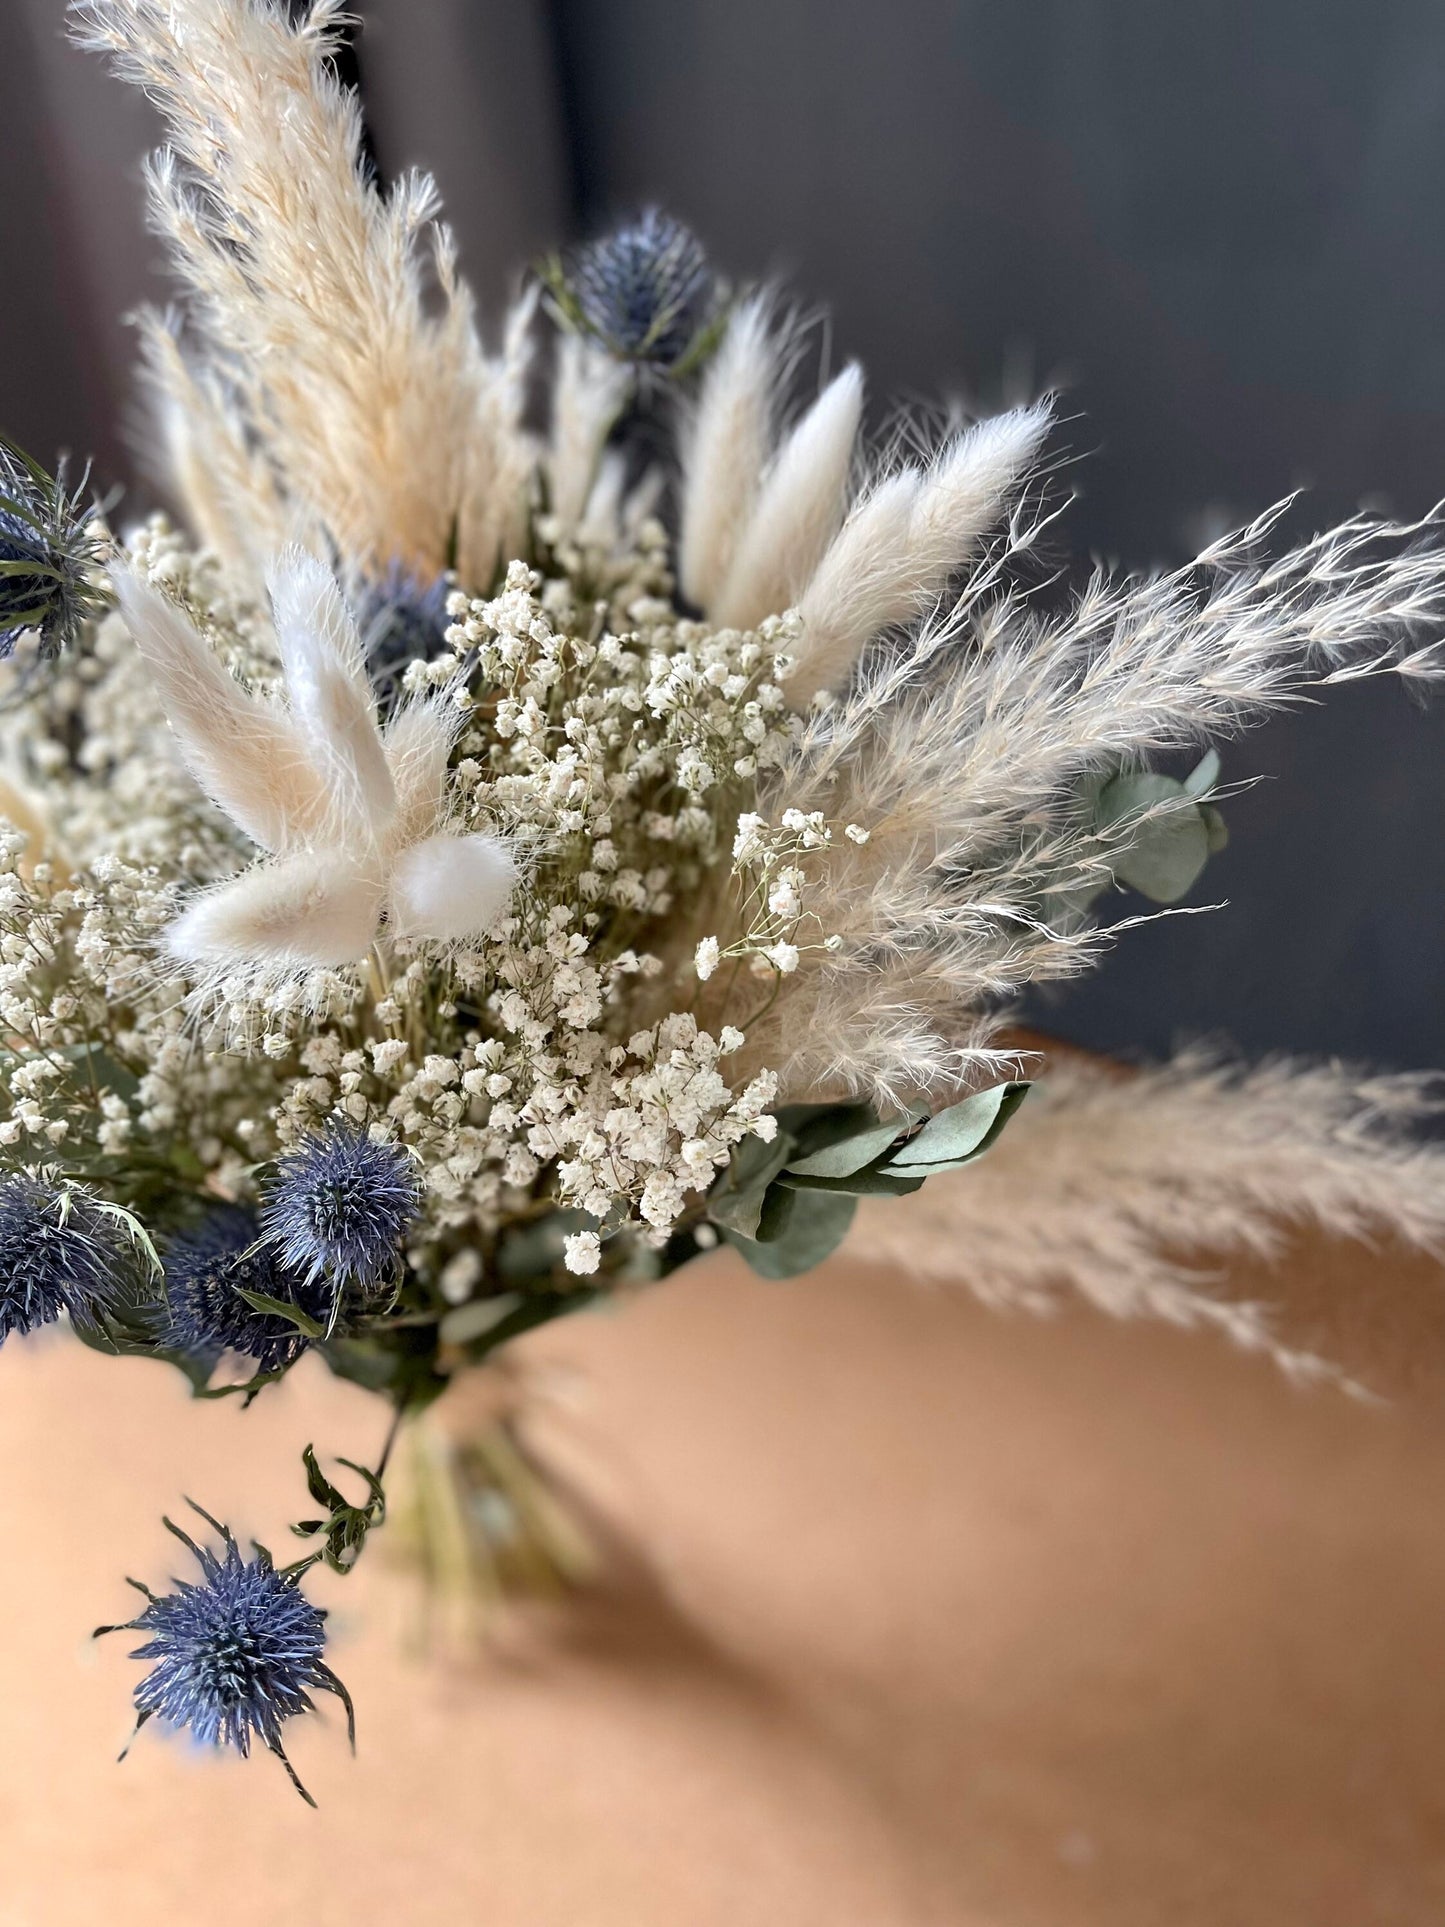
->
left=847, top=1051, right=1445, bottom=1386
left=731, top=501, right=1445, bottom=1110
left=74, top=0, right=529, bottom=588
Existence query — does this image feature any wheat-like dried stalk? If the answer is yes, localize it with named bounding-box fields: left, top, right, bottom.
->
left=72, top=0, right=525, bottom=586
left=736, top=501, right=1445, bottom=1108
left=847, top=1050, right=1445, bottom=1386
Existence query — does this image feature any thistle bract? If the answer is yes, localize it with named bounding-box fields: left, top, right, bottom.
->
left=0, top=1173, right=129, bottom=1343
left=569, top=210, right=713, bottom=366
left=262, top=1122, right=420, bottom=1291
left=104, top=1507, right=351, bottom=1805
left=356, top=564, right=452, bottom=709
left=162, top=1205, right=331, bottom=1372
left=0, top=439, right=106, bottom=660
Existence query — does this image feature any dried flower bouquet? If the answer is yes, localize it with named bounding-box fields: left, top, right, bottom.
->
left=0, top=0, right=1442, bottom=1800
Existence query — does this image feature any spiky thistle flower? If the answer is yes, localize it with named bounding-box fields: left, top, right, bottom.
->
left=355, top=563, right=453, bottom=710
left=0, top=1172, right=133, bottom=1343
left=262, top=1121, right=420, bottom=1291
left=161, top=1205, right=332, bottom=1373
left=97, top=1502, right=352, bottom=1806
left=0, top=437, right=107, bottom=659
left=561, top=209, right=715, bottom=368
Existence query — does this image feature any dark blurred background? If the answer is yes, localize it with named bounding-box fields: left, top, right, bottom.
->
left=9, top=0, right=1445, bottom=1066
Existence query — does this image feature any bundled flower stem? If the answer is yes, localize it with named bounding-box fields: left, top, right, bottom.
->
left=0, top=0, right=1438, bottom=1798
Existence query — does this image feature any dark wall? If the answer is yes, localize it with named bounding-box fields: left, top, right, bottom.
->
left=9, top=1, right=1445, bottom=1067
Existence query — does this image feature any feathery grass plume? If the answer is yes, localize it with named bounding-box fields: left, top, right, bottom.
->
left=546, top=335, right=632, bottom=534
left=677, top=294, right=787, bottom=609
left=787, top=400, right=1053, bottom=701
left=136, top=313, right=293, bottom=597
left=709, top=363, right=864, bottom=630
left=737, top=500, right=1445, bottom=1108
left=846, top=1050, right=1445, bottom=1385
left=70, top=0, right=520, bottom=586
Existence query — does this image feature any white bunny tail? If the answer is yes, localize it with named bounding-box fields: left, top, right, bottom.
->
left=788, top=466, right=926, bottom=702
left=267, top=547, right=397, bottom=840
left=382, top=697, right=461, bottom=847
left=113, top=566, right=330, bottom=853
left=784, top=401, right=1051, bottom=701
left=677, top=294, right=782, bottom=611
left=388, top=833, right=518, bottom=943
left=710, top=362, right=864, bottom=631
left=905, top=400, right=1053, bottom=580
left=165, top=849, right=384, bottom=968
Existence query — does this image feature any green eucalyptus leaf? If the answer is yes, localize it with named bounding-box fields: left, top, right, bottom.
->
left=752, top=1179, right=799, bottom=1243
left=783, top=1104, right=923, bottom=1179
left=495, top=1210, right=589, bottom=1285
left=884, top=1081, right=1030, bottom=1172
left=1114, top=813, right=1210, bottom=903
left=707, top=1128, right=795, bottom=1238
left=1200, top=801, right=1230, bottom=854
left=778, top=1166, right=926, bottom=1196
left=1096, top=772, right=1210, bottom=904
left=1183, top=748, right=1221, bottom=799
left=722, top=1188, right=858, bottom=1280
left=232, top=1286, right=327, bottom=1340
left=438, top=1293, right=522, bottom=1346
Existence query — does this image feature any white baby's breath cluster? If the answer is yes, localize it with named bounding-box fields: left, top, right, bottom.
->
left=0, top=525, right=813, bottom=1303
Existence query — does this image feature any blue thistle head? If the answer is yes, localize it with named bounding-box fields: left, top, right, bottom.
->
left=566, top=210, right=714, bottom=367
left=0, top=437, right=107, bottom=661
left=0, top=1172, right=130, bottom=1344
left=262, top=1122, right=420, bottom=1292
left=355, top=564, right=452, bottom=710
left=161, top=1205, right=331, bottom=1373
left=100, top=1503, right=352, bottom=1805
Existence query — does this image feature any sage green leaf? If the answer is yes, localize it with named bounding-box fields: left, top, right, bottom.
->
left=722, top=1189, right=857, bottom=1279
left=778, top=1166, right=926, bottom=1197
left=784, top=1105, right=922, bottom=1179
left=707, top=1128, right=795, bottom=1238
left=774, top=1101, right=874, bottom=1155
left=438, top=1293, right=523, bottom=1346
left=1200, top=801, right=1230, bottom=853
left=495, top=1210, right=589, bottom=1285
left=1115, top=812, right=1210, bottom=903
left=884, top=1081, right=1030, bottom=1172
left=1097, top=772, right=1210, bottom=904
left=232, top=1286, right=327, bottom=1340
left=1183, top=747, right=1221, bottom=798
left=1096, top=769, right=1182, bottom=818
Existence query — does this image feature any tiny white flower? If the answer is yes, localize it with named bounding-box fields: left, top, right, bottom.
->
left=564, top=1230, right=602, bottom=1276
left=694, top=936, right=720, bottom=981
left=766, top=941, right=800, bottom=973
